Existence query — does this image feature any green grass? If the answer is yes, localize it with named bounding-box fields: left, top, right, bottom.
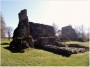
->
left=1, top=39, right=89, bottom=66
left=62, top=41, right=89, bottom=47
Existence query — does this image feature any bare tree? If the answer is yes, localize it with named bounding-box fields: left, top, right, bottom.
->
left=74, top=25, right=89, bottom=41
left=6, top=26, right=13, bottom=39
left=52, top=23, right=62, bottom=41
left=74, top=26, right=81, bottom=37
left=86, top=28, right=90, bottom=41
left=79, top=25, right=85, bottom=38
left=52, top=22, right=59, bottom=36
left=0, top=14, right=6, bottom=38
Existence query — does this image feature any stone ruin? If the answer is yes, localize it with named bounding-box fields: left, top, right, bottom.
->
left=29, top=22, right=55, bottom=39
left=10, top=9, right=34, bottom=52
left=60, top=26, right=78, bottom=41
left=9, top=9, right=89, bottom=56
left=60, top=25, right=86, bottom=42
left=10, top=9, right=56, bottom=52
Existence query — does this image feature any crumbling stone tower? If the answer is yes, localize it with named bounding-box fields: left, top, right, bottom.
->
left=10, top=9, right=34, bottom=52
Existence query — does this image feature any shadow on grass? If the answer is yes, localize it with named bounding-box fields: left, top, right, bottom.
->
left=1, top=43, right=9, bottom=45
left=35, top=48, right=72, bottom=57
left=3, top=46, right=24, bottom=53
left=3, top=46, right=71, bottom=57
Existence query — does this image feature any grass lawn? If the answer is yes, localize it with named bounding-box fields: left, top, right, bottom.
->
left=1, top=38, right=89, bottom=66
left=63, top=41, right=89, bottom=47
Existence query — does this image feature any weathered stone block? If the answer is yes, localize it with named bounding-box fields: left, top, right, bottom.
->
left=29, top=22, right=55, bottom=39
left=60, top=25, right=78, bottom=41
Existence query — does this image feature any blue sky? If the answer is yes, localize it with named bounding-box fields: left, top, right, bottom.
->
left=1, top=0, right=41, bottom=29
left=1, top=0, right=90, bottom=32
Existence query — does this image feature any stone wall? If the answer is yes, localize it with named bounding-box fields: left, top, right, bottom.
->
left=29, top=22, right=55, bottom=39
left=60, top=25, right=78, bottom=41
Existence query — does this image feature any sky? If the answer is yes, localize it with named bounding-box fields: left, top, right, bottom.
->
left=1, top=0, right=90, bottom=32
